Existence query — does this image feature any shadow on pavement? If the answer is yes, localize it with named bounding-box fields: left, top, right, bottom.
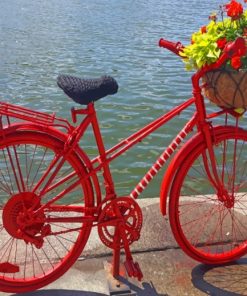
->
left=11, top=280, right=166, bottom=296
left=117, top=277, right=167, bottom=296
left=191, top=258, right=247, bottom=295
left=12, top=291, right=106, bottom=296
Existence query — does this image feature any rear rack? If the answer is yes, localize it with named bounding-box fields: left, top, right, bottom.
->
left=0, top=102, right=73, bottom=131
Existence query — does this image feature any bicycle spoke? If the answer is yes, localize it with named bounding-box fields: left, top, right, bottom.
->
left=1, top=149, right=15, bottom=194
left=7, top=146, right=26, bottom=192
left=32, top=247, right=46, bottom=276
left=52, top=235, right=71, bottom=253
left=31, top=151, right=62, bottom=194
left=44, top=169, right=78, bottom=194
left=27, top=145, right=48, bottom=190
left=57, top=234, right=77, bottom=244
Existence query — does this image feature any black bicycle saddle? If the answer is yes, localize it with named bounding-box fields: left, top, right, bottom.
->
left=57, top=75, right=118, bottom=105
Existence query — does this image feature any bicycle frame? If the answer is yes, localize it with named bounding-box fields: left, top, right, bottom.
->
left=68, top=92, right=234, bottom=207
left=89, top=98, right=197, bottom=201
left=0, top=97, right=207, bottom=216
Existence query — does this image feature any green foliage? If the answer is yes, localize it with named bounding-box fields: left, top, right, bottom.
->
left=182, top=3, right=247, bottom=71
left=181, top=21, right=222, bottom=70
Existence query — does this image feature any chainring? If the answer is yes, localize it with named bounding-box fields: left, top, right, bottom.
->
left=98, top=197, right=143, bottom=249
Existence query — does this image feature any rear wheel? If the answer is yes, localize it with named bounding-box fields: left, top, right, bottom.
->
left=0, top=131, right=94, bottom=293
left=169, top=127, right=247, bottom=264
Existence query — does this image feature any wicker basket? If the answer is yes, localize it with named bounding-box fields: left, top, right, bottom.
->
left=202, top=68, right=247, bottom=108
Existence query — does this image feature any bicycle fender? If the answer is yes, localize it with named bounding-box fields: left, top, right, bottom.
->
left=0, top=122, right=90, bottom=162
left=0, top=122, right=101, bottom=205
left=160, top=125, right=244, bottom=215
left=0, top=122, right=67, bottom=140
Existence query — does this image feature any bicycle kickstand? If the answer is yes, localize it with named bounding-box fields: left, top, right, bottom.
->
left=123, top=242, right=143, bottom=281
left=112, top=225, right=122, bottom=278
left=104, top=224, right=135, bottom=296
left=112, top=222, right=144, bottom=278
left=117, top=223, right=143, bottom=282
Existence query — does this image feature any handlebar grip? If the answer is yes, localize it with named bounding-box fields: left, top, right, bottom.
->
left=159, top=38, right=184, bottom=56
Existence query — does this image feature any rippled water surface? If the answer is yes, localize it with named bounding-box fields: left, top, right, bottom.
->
left=0, top=0, right=223, bottom=197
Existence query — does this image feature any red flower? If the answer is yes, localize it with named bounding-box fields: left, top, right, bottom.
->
left=217, top=38, right=227, bottom=49
left=235, top=38, right=247, bottom=57
left=231, top=56, right=242, bottom=69
left=225, top=0, right=243, bottom=20
left=201, top=26, right=207, bottom=34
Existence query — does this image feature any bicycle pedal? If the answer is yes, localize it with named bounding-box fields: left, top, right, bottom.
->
left=124, top=260, right=143, bottom=281
left=0, top=262, right=19, bottom=273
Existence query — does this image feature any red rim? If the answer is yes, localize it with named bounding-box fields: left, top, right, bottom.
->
left=0, top=131, right=94, bottom=293
left=169, top=127, right=247, bottom=264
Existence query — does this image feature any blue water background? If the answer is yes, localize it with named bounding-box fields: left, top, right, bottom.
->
left=0, top=0, right=223, bottom=197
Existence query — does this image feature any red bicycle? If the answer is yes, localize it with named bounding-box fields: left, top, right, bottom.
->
left=0, top=37, right=247, bottom=293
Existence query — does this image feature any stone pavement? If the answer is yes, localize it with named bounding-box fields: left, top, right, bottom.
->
left=2, top=198, right=247, bottom=296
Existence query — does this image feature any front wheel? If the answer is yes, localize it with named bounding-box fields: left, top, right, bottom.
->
left=169, top=126, right=247, bottom=264
left=0, top=130, right=94, bottom=293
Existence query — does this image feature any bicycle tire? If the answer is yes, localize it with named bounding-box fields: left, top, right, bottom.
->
left=169, top=126, right=247, bottom=264
left=0, top=130, right=94, bottom=293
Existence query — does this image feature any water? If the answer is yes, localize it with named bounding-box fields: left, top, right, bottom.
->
left=0, top=0, right=223, bottom=198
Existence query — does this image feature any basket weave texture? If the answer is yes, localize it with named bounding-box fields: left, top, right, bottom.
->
left=203, top=68, right=247, bottom=108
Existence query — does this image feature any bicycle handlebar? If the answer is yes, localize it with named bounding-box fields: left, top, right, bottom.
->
left=159, top=38, right=184, bottom=56
left=159, top=37, right=246, bottom=88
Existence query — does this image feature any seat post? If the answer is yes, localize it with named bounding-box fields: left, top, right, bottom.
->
left=89, top=103, right=116, bottom=197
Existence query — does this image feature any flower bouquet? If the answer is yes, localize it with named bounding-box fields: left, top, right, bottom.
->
left=181, top=0, right=247, bottom=108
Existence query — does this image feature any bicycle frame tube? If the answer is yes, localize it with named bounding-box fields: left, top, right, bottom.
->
left=92, top=97, right=195, bottom=167
left=35, top=97, right=197, bottom=209
left=130, top=114, right=197, bottom=199
left=90, top=97, right=197, bottom=199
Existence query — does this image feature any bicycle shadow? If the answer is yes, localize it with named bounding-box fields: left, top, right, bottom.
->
left=191, top=258, right=247, bottom=295
left=117, top=276, right=167, bottom=296
left=12, top=291, right=105, bottom=296
left=11, top=280, right=165, bottom=296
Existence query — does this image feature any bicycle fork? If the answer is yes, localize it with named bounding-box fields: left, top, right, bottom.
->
left=200, top=114, right=240, bottom=208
